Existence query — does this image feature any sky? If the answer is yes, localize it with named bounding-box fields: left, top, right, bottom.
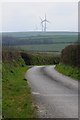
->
left=1, top=1, right=78, bottom=32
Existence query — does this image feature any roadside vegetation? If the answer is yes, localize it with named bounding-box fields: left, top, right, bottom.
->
left=2, top=47, right=36, bottom=118
left=55, top=44, right=80, bottom=80
left=21, top=51, right=60, bottom=65
left=55, top=63, right=80, bottom=80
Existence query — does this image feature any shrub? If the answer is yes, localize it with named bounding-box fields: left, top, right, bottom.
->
left=20, top=52, right=32, bottom=65
left=20, top=52, right=60, bottom=65
left=61, top=44, right=80, bottom=67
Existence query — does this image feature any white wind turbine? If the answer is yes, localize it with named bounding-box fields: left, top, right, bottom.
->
left=40, top=14, right=49, bottom=32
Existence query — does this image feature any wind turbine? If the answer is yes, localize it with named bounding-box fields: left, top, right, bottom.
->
left=40, top=14, right=49, bottom=32
left=43, top=14, right=49, bottom=32
left=40, top=17, right=44, bottom=32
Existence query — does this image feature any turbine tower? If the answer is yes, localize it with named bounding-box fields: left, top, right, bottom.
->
left=40, top=14, right=49, bottom=32
left=40, top=17, right=44, bottom=31
left=44, top=14, right=48, bottom=31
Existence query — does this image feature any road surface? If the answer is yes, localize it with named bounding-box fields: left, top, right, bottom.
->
left=25, top=66, right=78, bottom=118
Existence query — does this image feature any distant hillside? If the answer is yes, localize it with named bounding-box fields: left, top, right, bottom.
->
left=2, top=31, right=78, bottom=37
left=2, top=32, right=79, bottom=53
left=2, top=32, right=78, bottom=46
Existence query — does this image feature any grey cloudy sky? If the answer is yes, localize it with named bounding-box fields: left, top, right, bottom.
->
left=2, top=2, right=78, bottom=32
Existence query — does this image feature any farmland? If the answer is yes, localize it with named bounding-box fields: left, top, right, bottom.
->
left=2, top=32, right=78, bottom=53
left=14, top=43, right=71, bottom=52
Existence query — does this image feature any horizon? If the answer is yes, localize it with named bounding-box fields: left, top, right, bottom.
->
left=1, top=30, right=78, bottom=33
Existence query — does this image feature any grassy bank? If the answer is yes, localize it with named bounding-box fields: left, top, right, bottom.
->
left=2, top=48, right=36, bottom=118
left=55, top=63, right=80, bottom=80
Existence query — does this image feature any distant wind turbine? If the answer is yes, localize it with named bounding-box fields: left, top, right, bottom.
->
left=34, top=25, right=38, bottom=31
left=40, top=17, right=44, bottom=32
left=40, top=14, right=50, bottom=32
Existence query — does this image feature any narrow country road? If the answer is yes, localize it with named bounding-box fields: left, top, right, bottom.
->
left=25, top=66, right=78, bottom=118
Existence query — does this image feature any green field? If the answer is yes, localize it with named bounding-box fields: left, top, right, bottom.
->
left=2, top=32, right=78, bottom=53
left=14, top=43, right=72, bottom=52
left=2, top=31, right=78, bottom=37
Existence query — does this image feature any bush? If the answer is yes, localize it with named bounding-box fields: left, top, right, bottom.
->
left=61, top=44, right=80, bottom=67
left=20, top=52, right=32, bottom=65
left=2, top=47, right=21, bottom=62
left=20, top=52, right=60, bottom=65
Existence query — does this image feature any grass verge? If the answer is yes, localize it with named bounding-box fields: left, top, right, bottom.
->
left=55, top=63, right=80, bottom=80
left=2, top=60, right=36, bottom=118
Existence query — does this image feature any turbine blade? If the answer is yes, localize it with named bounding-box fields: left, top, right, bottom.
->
left=40, top=17, right=42, bottom=21
left=46, top=20, right=50, bottom=23
left=41, top=20, right=45, bottom=23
